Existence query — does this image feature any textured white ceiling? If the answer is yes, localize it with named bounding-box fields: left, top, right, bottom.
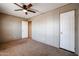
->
left=0, top=3, right=67, bottom=18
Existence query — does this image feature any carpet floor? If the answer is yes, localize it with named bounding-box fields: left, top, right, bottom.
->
left=0, top=39, right=77, bottom=56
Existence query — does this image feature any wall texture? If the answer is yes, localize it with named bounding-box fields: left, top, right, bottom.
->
left=78, top=9, right=79, bottom=55
left=0, top=13, right=25, bottom=43
left=31, top=9, right=59, bottom=47
left=29, top=4, right=79, bottom=55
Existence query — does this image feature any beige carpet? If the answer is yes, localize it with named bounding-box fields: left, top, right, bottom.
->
left=0, top=39, right=77, bottom=56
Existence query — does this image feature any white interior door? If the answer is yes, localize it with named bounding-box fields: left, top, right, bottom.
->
left=22, top=21, right=28, bottom=38
left=60, top=10, right=75, bottom=52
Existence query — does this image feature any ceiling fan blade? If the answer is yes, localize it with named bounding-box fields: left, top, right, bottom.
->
left=27, top=3, right=32, bottom=8
left=14, top=9, right=23, bottom=11
left=28, top=8, right=39, bottom=12
left=14, top=3, right=23, bottom=8
left=27, top=10, right=36, bottom=13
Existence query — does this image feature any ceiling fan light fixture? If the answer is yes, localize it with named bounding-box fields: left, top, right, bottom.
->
left=23, top=10, right=27, bottom=12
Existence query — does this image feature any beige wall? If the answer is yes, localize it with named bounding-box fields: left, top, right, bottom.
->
left=78, top=9, right=79, bottom=55
left=31, top=9, right=60, bottom=47
left=0, top=13, right=25, bottom=43
left=29, top=3, right=79, bottom=55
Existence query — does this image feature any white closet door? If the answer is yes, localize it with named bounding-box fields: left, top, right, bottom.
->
left=60, top=10, right=75, bottom=52
left=22, top=21, right=28, bottom=38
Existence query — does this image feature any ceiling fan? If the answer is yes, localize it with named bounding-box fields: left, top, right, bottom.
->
left=14, top=3, right=38, bottom=15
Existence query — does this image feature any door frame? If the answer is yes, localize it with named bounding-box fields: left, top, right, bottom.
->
left=28, top=21, right=32, bottom=39
left=59, top=9, right=76, bottom=52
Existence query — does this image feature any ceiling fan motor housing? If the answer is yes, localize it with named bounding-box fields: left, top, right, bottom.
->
left=23, top=5, right=27, bottom=9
